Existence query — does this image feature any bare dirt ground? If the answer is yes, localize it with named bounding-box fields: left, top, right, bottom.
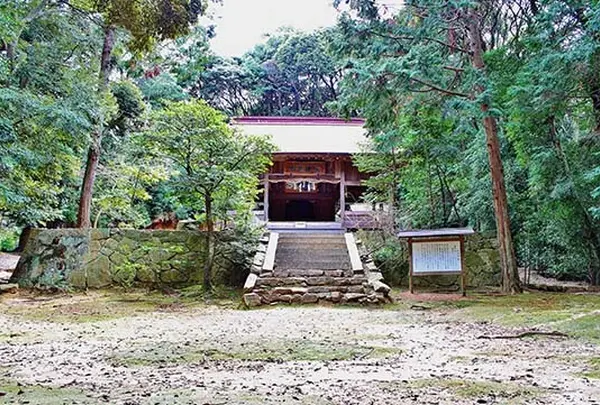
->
left=1, top=291, right=600, bottom=404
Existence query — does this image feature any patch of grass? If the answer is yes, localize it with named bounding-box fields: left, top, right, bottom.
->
left=390, top=292, right=600, bottom=343
left=580, top=357, right=600, bottom=380
left=458, top=294, right=600, bottom=343
left=0, top=332, right=33, bottom=343
left=446, top=379, right=541, bottom=401
left=111, top=339, right=401, bottom=366
left=352, top=333, right=391, bottom=341
left=0, top=378, right=95, bottom=404
left=558, top=313, right=600, bottom=343
left=0, top=288, right=242, bottom=323
left=382, top=378, right=542, bottom=403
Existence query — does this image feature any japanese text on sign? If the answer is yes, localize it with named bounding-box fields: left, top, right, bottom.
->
left=412, top=240, right=461, bottom=274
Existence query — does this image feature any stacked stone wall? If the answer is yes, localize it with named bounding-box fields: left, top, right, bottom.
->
left=10, top=229, right=247, bottom=289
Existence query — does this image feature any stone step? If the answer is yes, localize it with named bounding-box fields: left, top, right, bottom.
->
left=256, top=275, right=367, bottom=287
left=279, top=234, right=345, bottom=242
left=244, top=290, right=388, bottom=306
left=278, top=233, right=345, bottom=238
left=277, top=240, right=346, bottom=249
left=275, top=253, right=351, bottom=261
left=275, top=263, right=350, bottom=270
left=277, top=245, right=348, bottom=251
left=275, top=261, right=351, bottom=269
left=254, top=285, right=373, bottom=295
left=272, top=269, right=351, bottom=278
left=276, top=245, right=348, bottom=251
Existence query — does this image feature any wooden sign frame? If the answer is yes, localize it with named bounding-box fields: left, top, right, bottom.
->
left=407, top=235, right=467, bottom=296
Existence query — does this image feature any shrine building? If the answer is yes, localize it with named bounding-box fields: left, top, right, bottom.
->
left=235, top=116, right=388, bottom=230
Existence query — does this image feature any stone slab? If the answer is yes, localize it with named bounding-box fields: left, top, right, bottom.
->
left=262, top=232, right=279, bottom=271
left=244, top=273, right=258, bottom=292
left=344, top=233, right=363, bottom=272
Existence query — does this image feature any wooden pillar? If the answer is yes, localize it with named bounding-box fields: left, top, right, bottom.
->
left=339, top=168, right=346, bottom=225
left=460, top=235, right=467, bottom=297
left=408, top=238, right=414, bottom=294
left=263, top=174, right=269, bottom=222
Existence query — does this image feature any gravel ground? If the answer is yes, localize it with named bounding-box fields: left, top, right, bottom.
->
left=1, top=293, right=599, bottom=404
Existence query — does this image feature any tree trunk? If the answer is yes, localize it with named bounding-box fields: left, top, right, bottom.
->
left=76, top=25, right=115, bottom=228
left=589, top=49, right=600, bottom=132
left=467, top=8, right=521, bottom=294
left=203, top=192, right=215, bottom=291
left=77, top=142, right=100, bottom=228
left=15, top=226, right=32, bottom=252
left=390, top=147, right=399, bottom=228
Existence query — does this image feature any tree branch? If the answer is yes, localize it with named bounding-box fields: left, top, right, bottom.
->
left=365, top=29, right=472, bottom=54
left=409, top=77, right=470, bottom=98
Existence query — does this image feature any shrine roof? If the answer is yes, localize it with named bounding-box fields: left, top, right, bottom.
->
left=233, top=116, right=368, bottom=154
left=397, top=228, right=476, bottom=238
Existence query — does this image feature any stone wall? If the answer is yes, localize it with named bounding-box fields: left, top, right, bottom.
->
left=10, top=229, right=250, bottom=289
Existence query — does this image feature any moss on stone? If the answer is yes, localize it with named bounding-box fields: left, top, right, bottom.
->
left=12, top=229, right=246, bottom=290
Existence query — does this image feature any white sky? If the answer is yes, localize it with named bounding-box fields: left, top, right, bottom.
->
left=207, top=0, right=341, bottom=57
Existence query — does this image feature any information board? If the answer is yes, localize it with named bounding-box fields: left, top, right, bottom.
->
left=412, top=240, right=462, bottom=274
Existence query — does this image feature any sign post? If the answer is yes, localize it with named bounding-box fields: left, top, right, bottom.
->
left=398, top=228, right=475, bottom=296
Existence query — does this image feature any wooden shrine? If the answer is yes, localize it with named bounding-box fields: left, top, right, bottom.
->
left=235, top=117, right=390, bottom=229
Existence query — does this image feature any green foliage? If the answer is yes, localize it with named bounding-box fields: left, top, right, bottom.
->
left=358, top=230, right=407, bottom=286
left=111, top=259, right=141, bottom=290
left=0, top=4, right=98, bottom=226
left=144, top=100, right=275, bottom=287
left=332, top=0, right=600, bottom=284
left=0, top=226, right=19, bottom=251
left=71, top=0, right=207, bottom=54
left=189, top=28, right=342, bottom=116
left=145, top=100, right=276, bottom=218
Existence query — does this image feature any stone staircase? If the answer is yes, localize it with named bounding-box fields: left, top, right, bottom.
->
left=275, top=233, right=351, bottom=270
left=243, top=231, right=391, bottom=306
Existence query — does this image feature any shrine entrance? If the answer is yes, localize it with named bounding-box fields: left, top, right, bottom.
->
left=285, top=200, right=316, bottom=221
left=267, top=181, right=338, bottom=222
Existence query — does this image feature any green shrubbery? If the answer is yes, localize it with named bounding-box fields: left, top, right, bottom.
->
left=0, top=228, right=19, bottom=252
left=358, top=230, right=408, bottom=287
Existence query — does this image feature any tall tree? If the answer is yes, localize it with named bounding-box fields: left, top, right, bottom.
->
left=182, top=29, right=343, bottom=117
left=0, top=0, right=99, bottom=231
left=332, top=0, right=534, bottom=293
left=70, top=0, right=211, bottom=228
left=146, top=100, right=275, bottom=290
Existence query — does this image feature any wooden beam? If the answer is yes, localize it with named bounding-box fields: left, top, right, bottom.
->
left=460, top=235, right=467, bottom=297
left=340, top=169, right=346, bottom=223
left=267, top=173, right=341, bottom=184
left=408, top=238, right=414, bottom=294
left=263, top=174, right=269, bottom=222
